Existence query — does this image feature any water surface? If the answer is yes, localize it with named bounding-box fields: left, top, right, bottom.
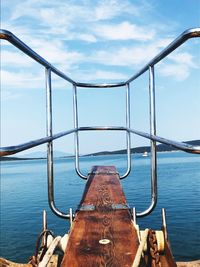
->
left=1, top=152, right=200, bottom=262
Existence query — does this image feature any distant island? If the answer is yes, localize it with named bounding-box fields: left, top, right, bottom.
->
left=0, top=150, right=73, bottom=161
left=85, top=139, right=200, bottom=156
left=1, top=139, right=200, bottom=161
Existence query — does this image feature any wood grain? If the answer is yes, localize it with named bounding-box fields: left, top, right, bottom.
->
left=61, top=166, right=139, bottom=267
left=159, top=238, right=177, bottom=267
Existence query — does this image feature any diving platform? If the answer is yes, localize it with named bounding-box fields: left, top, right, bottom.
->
left=61, top=166, right=140, bottom=266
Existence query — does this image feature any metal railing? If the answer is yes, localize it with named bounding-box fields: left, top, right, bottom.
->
left=0, top=28, right=200, bottom=219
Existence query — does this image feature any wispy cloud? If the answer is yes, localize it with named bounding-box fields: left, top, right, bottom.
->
left=4, top=0, right=147, bottom=42
left=29, top=39, right=85, bottom=70
left=1, top=70, right=44, bottom=89
left=168, top=52, right=197, bottom=68
left=75, top=70, right=128, bottom=82
left=2, top=38, right=85, bottom=74
left=1, top=50, right=34, bottom=67
left=10, top=0, right=140, bottom=24
left=1, top=0, right=199, bottom=85
left=159, top=64, right=190, bottom=81
left=90, top=38, right=173, bottom=67
left=1, top=0, right=200, bottom=152
left=92, top=21, right=155, bottom=41
left=159, top=51, right=198, bottom=81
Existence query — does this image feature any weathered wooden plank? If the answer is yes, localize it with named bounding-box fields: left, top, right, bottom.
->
left=46, top=255, right=59, bottom=267
left=159, top=238, right=177, bottom=267
left=177, top=260, right=200, bottom=267
left=0, top=258, right=32, bottom=267
left=0, top=255, right=59, bottom=267
left=61, top=166, right=139, bottom=267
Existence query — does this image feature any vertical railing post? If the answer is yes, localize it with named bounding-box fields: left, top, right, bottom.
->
left=148, top=65, right=157, bottom=209
left=136, top=65, right=157, bottom=217
left=72, top=84, right=87, bottom=179
left=46, top=68, right=54, bottom=210
left=45, top=68, right=70, bottom=218
left=121, top=83, right=131, bottom=179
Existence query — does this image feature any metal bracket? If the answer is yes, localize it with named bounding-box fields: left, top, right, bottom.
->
left=78, top=203, right=130, bottom=211
left=112, top=203, right=130, bottom=210
left=89, top=171, right=119, bottom=175
left=78, top=204, right=95, bottom=211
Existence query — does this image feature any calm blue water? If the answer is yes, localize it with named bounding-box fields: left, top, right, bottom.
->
left=1, top=152, right=200, bottom=262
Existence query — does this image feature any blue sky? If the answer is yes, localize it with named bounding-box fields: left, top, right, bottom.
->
left=1, top=0, right=200, bottom=155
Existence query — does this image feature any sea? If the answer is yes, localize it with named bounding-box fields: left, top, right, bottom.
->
left=0, top=151, right=200, bottom=263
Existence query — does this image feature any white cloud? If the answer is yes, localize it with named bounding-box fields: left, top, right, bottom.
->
left=159, top=51, right=198, bottom=81
left=1, top=50, right=34, bottom=67
left=1, top=69, right=74, bottom=90
left=4, top=0, right=144, bottom=43
left=30, top=39, right=85, bottom=67
left=10, top=0, right=140, bottom=23
left=90, top=39, right=169, bottom=67
left=159, top=64, right=190, bottom=81
left=78, top=34, right=97, bottom=43
left=1, top=37, right=85, bottom=73
left=1, top=70, right=44, bottom=89
left=168, top=52, right=197, bottom=68
left=1, top=67, right=127, bottom=91
left=2, top=0, right=199, bottom=84
left=93, top=21, right=155, bottom=41
left=94, top=0, right=140, bottom=21
left=76, top=70, right=128, bottom=82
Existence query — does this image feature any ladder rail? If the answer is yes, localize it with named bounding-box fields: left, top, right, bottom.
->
left=1, top=28, right=200, bottom=219
left=1, top=126, right=199, bottom=157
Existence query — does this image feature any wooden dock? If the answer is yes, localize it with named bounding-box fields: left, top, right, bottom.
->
left=61, top=166, right=140, bottom=267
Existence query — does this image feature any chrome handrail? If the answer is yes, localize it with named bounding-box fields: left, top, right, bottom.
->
left=0, top=126, right=200, bottom=157
left=1, top=126, right=199, bottom=156
left=1, top=27, right=200, bottom=218
left=126, top=27, right=200, bottom=84
left=0, top=29, right=75, bottom=85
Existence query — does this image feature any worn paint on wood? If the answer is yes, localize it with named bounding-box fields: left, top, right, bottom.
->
left=61, top=166, right=139, bottom=267
left=177, top=260, right=200, bottom=267
left=0, top=258, right=32, bottom=267
left=0, top=255, right=59, bottom=267
left=159, top=238, right=177, bottom=267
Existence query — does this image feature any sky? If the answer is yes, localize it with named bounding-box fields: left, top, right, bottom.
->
left=1, top=0, right=200, bottom=155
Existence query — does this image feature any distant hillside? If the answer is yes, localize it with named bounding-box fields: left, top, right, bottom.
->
left=1, top=140, right=199, bottom=161
left=0, top=150, right=73, bottom=161
left=21, top=150, right=72, bottom=158
left=86, top=139, right=200, bottom=156
left=0, top=157, right=38, bottom=161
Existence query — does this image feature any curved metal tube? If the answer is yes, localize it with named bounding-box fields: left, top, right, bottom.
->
left=126, top=27, right=200, bottom=84
left=2, top=28, right=199, bottom=89
left=137, top=66, right=157, bottom=217
left=72, top=84, right=88, bottom=179
left=1, top=125, right=199, bottom=219
left=1, top=126, right=200, bottom=157
left=0, top=29, right=125, bottom=89
left=0, top=129, right=76, bottom=156
left=0, top=29, right=75, bottom=85
left=76, top=81, right=126, bottom=88
left=46, top=68, right=70, bottom=219
left=121, top=83, right=131, bottom=179
left=1, top=27, right=200, bottom=219
left=72, top=82, right=132, bottom=180
left=127, top=128, right=200, bottom=154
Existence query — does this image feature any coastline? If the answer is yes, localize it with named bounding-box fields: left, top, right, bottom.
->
left=1, top=139, right=199, bottom=161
